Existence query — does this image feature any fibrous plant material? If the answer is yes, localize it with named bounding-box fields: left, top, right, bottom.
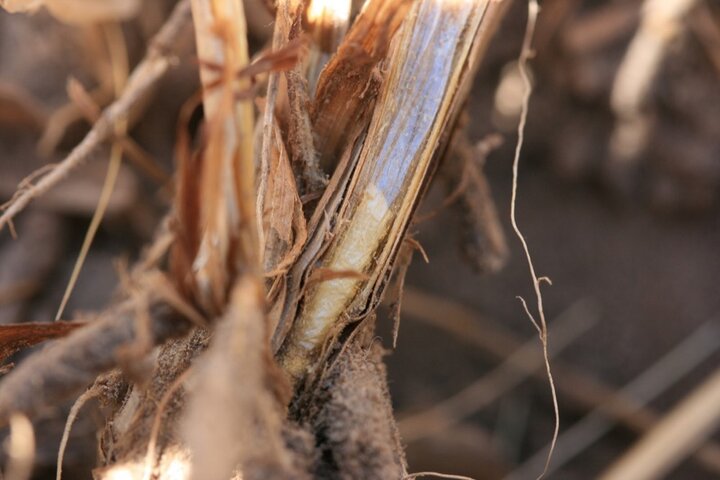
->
left=308, top=341, right=407, bottom=479
left=309, top=0, right=412, bottom=173
left=277, top=0, right=501, bottom=384
left=0, top=302, right=188, bottom=422
left=275, top=0, right=326, bottom=192
left=0, top=0, right=516, bottom=477
left=260, top=121, right=307, bottom=277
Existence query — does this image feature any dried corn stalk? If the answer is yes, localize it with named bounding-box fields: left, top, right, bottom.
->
left=277, top=0, right=505, bottom=383
left=609, top=0, right=699, bottom=163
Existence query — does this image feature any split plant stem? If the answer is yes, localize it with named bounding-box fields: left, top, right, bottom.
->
left=278, top=0, right=495, bottom=381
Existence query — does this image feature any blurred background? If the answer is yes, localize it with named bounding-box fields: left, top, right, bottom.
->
left=387, top=1, right=720, bottom=478
left=1, top=0, right=719, bottom=478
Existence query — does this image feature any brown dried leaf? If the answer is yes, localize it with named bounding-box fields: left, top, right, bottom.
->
left=0, top=321, right=86, bottom=366
left=169, top=94, right=204, bottom=301
left=263, top=122, right=307, bottom=275
left=311, top=0, right=413, bottom=173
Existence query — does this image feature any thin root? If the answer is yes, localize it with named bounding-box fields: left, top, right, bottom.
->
left=56, top=386, right=100, bottom=480
left=509, top=2, right=559, bottom=478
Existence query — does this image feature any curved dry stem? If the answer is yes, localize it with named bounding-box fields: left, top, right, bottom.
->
left=0, top=301, right=190, bottom=424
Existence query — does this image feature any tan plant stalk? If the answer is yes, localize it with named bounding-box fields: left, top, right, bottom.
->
left=188, top=0, right=258, bottom=312
left=278, top=0, right=501, bottom=382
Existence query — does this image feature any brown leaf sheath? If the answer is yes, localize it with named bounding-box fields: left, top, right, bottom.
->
left=0, top=322, right=86, bottom=366
left=310, top=0, right=412, bottom=173
left=262, top=121, right=308, bottom=276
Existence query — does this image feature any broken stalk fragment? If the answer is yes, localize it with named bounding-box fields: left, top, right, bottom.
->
left=278, top=0, right=504, bottom=383
left=310, top=0, right=412, bottom=173
left=178, top=0, right=258, bottom=313
left=305, top=0, right=352, bottom=95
